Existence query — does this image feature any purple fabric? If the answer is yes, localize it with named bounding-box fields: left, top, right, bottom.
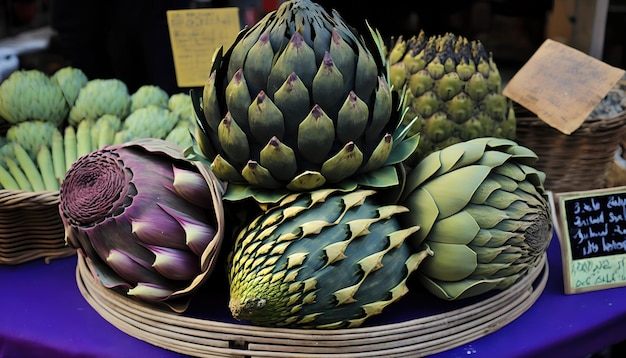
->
left=1, top=234, right=625, bottom=357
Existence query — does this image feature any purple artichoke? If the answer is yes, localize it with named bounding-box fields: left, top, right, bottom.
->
left=59, top=138, right=226, bottom=312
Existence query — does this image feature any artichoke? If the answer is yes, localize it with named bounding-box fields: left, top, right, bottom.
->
left=120, top=105, right=179, bottom=141
left=388, top=31, right=516, bottom=165
left=0, top=69, right=69, bottom=125
left=193, top=0, right=405, bottom=193
left=398, top=137, right=552, bottom=301
left=5, top=120, right=58, bottom=159
left=228, top=188, right=428, bottom=328
left=51, top=66, right=89, bottom=107
left=131, top=85, right=170, bottom=112
left=59, top=138, right=226, bottom=312
left=68, top=79, right=132, bottom=126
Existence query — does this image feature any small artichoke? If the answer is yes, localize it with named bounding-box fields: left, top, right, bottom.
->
left=398, top=137, right=552, bottom=300
left=68, top=79, right=132, bottom=126
left=130, top=85, right=170, bottom=112
left=120, top=105, right=179, bottom=141
left=59, top=138, right=226, bottom=312
left=194, top=0, right=403, bottom=193
left=0, top=69, right=69, bottom=125
left=228, top=188, right=427, bottom=329
left=5, top=120, right=58, bottom=159
left=51, top=66, right=89, bottom=107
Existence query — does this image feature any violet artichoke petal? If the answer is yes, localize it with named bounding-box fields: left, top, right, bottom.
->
left=106, top=249, right=157, bottom=284
left=145, top=245, right=201, bottom=281
left=171, top=165, right=214, bottom=208
left=130, top=214, right=187, bottom=250
left=127, top=282, right=176, bottom=301
left=157, top=203, right=217, bottom=256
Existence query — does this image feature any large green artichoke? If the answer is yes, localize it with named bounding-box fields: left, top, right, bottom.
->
left=0, top=69, right=69, bottom=125
left=59, top=138, right=226, bottom=312
left=51, top=66, right=89, bottom=107
left=398, top=137, right=552, bottom=300
left=228, top=188, right=427, bottom=329
left=193, top=0, right=405, bottom=193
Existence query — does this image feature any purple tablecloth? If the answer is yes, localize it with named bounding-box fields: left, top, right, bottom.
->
left=1, top=236, right=625, bottom=358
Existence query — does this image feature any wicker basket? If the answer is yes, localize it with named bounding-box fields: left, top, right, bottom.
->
left=76, top=253, right=548, bottom=358
left=0, top=190, right=75, bottom=265
left=515, top=107, right=626, bottom=193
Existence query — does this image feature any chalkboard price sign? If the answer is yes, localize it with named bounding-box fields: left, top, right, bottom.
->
left=555, top=186, right=626, bottom=294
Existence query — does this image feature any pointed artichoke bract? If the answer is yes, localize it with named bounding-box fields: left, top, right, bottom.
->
left=193, top=0, right=406, bottom=196
left=59, top=138, right=226, bottom=312
left=399, top=137, right=552, bottom=301
left=227, top=188, right=428, bottom=328
left=389, top=31, right=516, bottom=166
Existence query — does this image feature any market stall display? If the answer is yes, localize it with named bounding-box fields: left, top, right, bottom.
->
left=1, top=0, right=624, bottom=356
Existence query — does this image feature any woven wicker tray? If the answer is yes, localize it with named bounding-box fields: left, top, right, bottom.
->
left=515, top=109, right=626, bottom=193
left=76, top=252, right=548, bottom=358
left=0, top=189, right=75, bottom=265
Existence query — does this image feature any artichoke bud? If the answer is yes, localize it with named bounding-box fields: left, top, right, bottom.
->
left=366, top=77, right=393, bottom=144
left=426, top=57, right=445, bottom=80
left=259, top=136, right=297, bottom=181
left=413, top=91, right=442, bottom=118
left=425, top=112, right=456, bottom=143
left=217, top=112, right=250, bottom=164
left=312, top=51, right=345, bottom=111
left=360, top=133, right=393, bottom=173
left=297, top=105, right=335, bottom=163
left=225, top=69, right=252, bottom=132
left=242, top=160, right=282, bottom=188
left=242, top=31, right=274, bottom=94
left=354, top=48, right=378, bottom=100
left=465, top=72, right=489, bottom=101
left=388, top=36, right=407, bottom=65
left=408, top=70, right=435, bottom=97
left=321, top=142, right=364, bottom=183
left=435, top=72, right=463, bottom=101
left=274, top=72, right=311, bottom=137
left=211, top=154, right=245, bottom=182
left=202, top=71, right=222, bottom=132
left=248, top=90, right=285, bottom=145
left=483, top=93, right=508, bottom=120
left=445, top=92, right=473, bottom=124
left=389, top=62, right=408, bottom=92
left=336, top=91, right=368, bottom=144
left=267, top=32, right=316, bottom=93
left=329, top=28, right=357, bottom=94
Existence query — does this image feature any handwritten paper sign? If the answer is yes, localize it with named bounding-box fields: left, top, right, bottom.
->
left=503, top=39, right=625, bottom=135
left=167, top=8, right=241, bottom=88
left=555, top=186, right=626, bottom=294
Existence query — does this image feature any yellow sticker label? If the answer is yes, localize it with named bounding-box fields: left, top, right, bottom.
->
left=167, top=8, right=241, bottom=88
left=503, top=39, right=625, bottom=135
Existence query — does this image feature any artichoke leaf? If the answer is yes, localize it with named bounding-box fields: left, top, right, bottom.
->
left=401, top=187, right=439, bottom=247
left=422, top=165, right=491, bottom=218
left=428, top=211, right=480, bottom=245
left=417, top=273, right=507, bottom=301
left=420, top=241, right=477, bottom=281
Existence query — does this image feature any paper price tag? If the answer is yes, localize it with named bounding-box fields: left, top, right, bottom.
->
left=167, top=8, right=241, bottom=88
left=503, top=39, right=625, bottom=134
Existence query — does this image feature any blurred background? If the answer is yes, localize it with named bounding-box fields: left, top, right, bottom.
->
left=1, top=0, right=625, bottom=93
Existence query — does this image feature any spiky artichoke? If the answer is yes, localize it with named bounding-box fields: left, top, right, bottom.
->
left=59, top=138, right=226, bottom=312
left=51, top=66, right=89, bottom=107
left=228, top=188, right=428, bottom=329
left=68, top=79, right=132, bottom=126
left=193, top=0, right=404, bottom=193
left=0, top=69, right=69, bottom=125
left=398, top=137, right=552, bottom=301
left=388, top=31, right=516, bottom=165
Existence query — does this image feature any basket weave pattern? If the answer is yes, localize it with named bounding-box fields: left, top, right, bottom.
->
left=515, top=109, right=626, bottom=193
left=0, top=190, right=75, bottom=265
